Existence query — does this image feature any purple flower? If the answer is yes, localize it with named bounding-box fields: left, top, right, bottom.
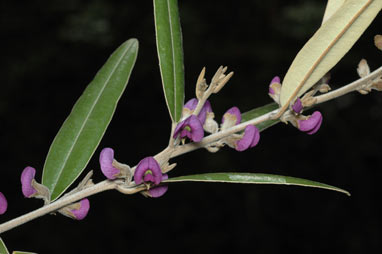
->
left=69, top=199, right=90, bottom=220
left=221, top=106, right=241, bottom=130
left=0, top=192, right=7, bottom=215
left=235, top=125, right=260, bottom=151
left=292, top=98, right=303, bottom=114
left=269, top=76, right=280, bottom=95
left=221, top=107, right=261, bottom=151
left=21, top=166, right=37, bottom=198
left=134, top=157, right=169, bottom=198
left=99, top=148, right=121, bottom=180
left=173, top=115, right=204, bottom=142
left=146, top=174, right=168, bottom=198
left=298, top=111, right=323, bottom=135
left=134, top=157, right=163, bottom=185
left=268, top=76, right=282, bottom=104
left=182, top=98, right=212, bottom=125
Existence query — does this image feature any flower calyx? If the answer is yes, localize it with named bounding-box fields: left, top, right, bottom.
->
left=21, top=166, right=50, bottom=204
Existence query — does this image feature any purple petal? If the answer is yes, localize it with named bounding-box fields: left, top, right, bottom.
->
left=306, top=114, right=323, bottom=135
left=187, top=115, right=204, bottom=142
left=198, top=100, right=213, bottom=124
left=292, top=98, right=303, bottom=113
left=134, top=157, right=162, bottom=185
left=269, top=86, right=275, bottom=95
left=173, top=119, right=187, bottom=139
left=21, top=166, right=37, bottom=198
left=184, top=98, right=198, bottom=111
left=99, top=148, right=120, bottom=180
left=148, top=174, right=169, bottom=198
left=236, top=125, right=256, bottom=151
left=222, top=106, right=241, bottom=125
left=270, top=76, right=280, bottom=84
left=70, top=199, right=90, bottom=220
left=298, top=111, right=322, bottom=132
left=0, top=192, right=7, bottom=215
left=250, top=126, right=260, bottom=148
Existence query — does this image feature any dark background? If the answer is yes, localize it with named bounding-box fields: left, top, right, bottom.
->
left=1, top=0, right=381, bottom=253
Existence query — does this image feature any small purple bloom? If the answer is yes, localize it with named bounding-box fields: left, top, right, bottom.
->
left=268, top=76, right=282, bottom=103
left=99, top=148, right=120, bottom=180
left=235, top=125, right=260, bottom=151
left=173, top=115, right=204, bottom=142
left=21, top=166, right=37, bottom=198
left=269, top=86, right=275, bottom=95
left=0, top=192, right=7, bottom=215
left=221, top=107, right=241, bottom=130
left=70, top=199, right=90, bottom=220
left=270, top=76, right=280, bottom=84
left=183, top=98, right=212, bottom=125
left=298, top=111, right=323, bottom=135
left=134, top=157, right=162, bottom=185
left=184, top=98, right=198, bottom=111
left=147, top=174, right=168, bottom=198
left=292, top=98, right=303, bottom=113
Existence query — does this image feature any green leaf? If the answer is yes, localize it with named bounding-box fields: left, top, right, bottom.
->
left=12, top=252, right=37, bottom=254
left=241, top=103, right=279, bottom=132
left=279, top=0, right=382, bottom=108
left=154, top=0, right=185, bottom=122
left=42, top=39, right=138, bottom=201
left=165, top=173, right=350, bottom=196
left=0, top=238, right=9, bottom=254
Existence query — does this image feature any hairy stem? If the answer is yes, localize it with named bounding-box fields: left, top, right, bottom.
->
left=1, top=66, right=380, bottom=234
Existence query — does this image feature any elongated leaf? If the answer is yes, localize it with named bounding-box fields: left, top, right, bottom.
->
left=165, top=173, right=350, bottom=196
left=0, top=238, right=9, bottom=254
left=241, top=103, right=279, bottom=132
left=154, top=0, right=185, bottom=122
left=12, top=252, right=37, bottom=254
left=280, top=0, right=382, bottom=108
left=322, top=0, right=346, bottom=24
left=42, top=39, right=138, bottom=201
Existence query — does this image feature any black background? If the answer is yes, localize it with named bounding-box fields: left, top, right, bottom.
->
left=1, top=0, right=382, bottom=253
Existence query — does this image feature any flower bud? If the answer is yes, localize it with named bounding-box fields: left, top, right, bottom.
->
left=21, top=166, right=37, bottom=198
left=0, top=192, right=7, bottom=215
left=292, top=98, right=303, bottom=114
left=268, top=76, right=281, bottom=104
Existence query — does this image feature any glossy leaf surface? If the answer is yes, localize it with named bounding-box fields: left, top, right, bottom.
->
left=165, top=172, right=350, bottom=196
left=42, top=39, right=138, bottom=201
left=154, top=0, right=185, bottom=122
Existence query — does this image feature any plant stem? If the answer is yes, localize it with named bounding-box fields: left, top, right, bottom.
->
left=0, top=181, right=115, bottom=234
left=1, top=66, right=381, bottom=234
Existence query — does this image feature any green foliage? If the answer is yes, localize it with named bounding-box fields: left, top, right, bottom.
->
left=241, top=103, right=280, bottom=132
left=154, top=0, right=185, bottom=122
left=42, top=39, right=138, bottom=201
left=165, top=172, right=350, bottom=196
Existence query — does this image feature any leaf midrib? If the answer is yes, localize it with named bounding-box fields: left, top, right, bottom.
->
left=46, top=42, right=134, bottom=195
